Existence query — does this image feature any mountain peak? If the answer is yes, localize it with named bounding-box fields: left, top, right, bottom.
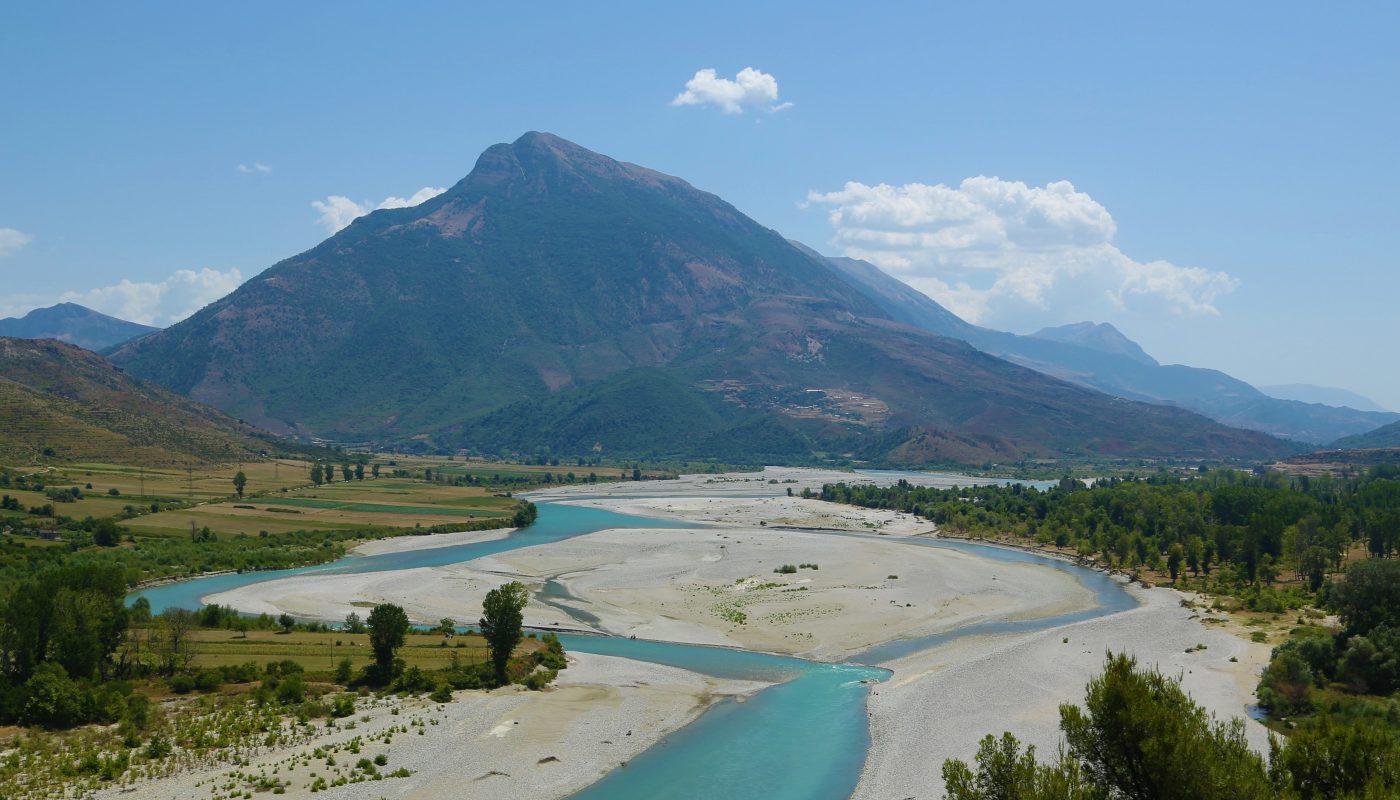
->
left=0, top=303, right=157, bottom=351
left=1031, top=321, right=1158, bottom=366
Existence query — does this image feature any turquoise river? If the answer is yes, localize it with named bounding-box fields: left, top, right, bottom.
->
left=130, top=496, right=1136, bottom=800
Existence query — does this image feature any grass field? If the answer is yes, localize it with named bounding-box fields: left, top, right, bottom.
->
left=186, top=628, right=545, bottom=675
left=125, top=479, right=518, bottom=538
left=0, top=453, right=637, bottom=562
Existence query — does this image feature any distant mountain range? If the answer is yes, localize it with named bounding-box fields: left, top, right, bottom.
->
left=107, top=132, right=1293, bottom=466
left=1031, top=322, right=1158, bottom=367
left=0, top=337, right=283, bottom=465
left=0, top=303, right=157, bottom=351
left=819, top=256, right=1398, bottom=444
left=1330, top=420, right=1400, bottom=450
left=1259, top=384, right=1391, bottom=414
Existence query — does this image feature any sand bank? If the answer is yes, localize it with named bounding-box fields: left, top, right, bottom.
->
left=853, top=584, right=1272, bottom=799
left=208, top=520, right=1096, bottom=662
left=97, top=651, right=766, bottom=800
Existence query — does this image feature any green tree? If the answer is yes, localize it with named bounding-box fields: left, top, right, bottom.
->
left=480, top=581, right=529, bottom=685
left=92, top=518, right=121, bottom=547
left=232, top=470, right=247, bottom=498
left=1058, top=653, right=1272, bottom=799
left=1270, top=714, right=1400, bottom=798
left=343, top=611, right=365, bottom=633
left=1330, top=558, right=1400, bottom=636
left=1167, top=543, right=1184, bottom=583
left=20, top=663, right=86, bottom=728
left=366, top=603, right=409, bottom=684
left=153, top=608, right=196, bottom=675
left=354, top=463, right=365, bottom=481
left=371, top=463, right=380, bottom=479
left=943, top=732, right=1099, bottom=800
left=341, top=464, right=352, bottom=482
left=311, top=463, right=324, bottom=485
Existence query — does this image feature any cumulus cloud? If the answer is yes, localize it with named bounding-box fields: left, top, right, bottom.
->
left=57, top=267, right=245, bottom=326
left=237, top=162, right=273, bottom=174
left=806, top=177, right=1237, bottom=328
left=311, top=186, right=446, bottom=234
left=0, top=228, right=33, bottom=257
left=671, top=67, right=792, bottom=114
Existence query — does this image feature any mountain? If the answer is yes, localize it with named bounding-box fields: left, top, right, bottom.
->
left=0, top=303, right=157, bottom=351
left=1260, top=384, right=1391, bottom=414
left=0, top=337, right=282, bottom=465
left=1330, top=420, right=1400, bottom=450
left=820, top=255, right=1399, bottom=444
left=109, top=132, right=1293, bottom=465
left=1031, top=322, right=1157, bottom=367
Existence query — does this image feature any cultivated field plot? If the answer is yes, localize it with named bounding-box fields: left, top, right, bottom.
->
left=0, top=459, right=315, bottom=527
left=186, top=628, right=544, bottom=674
left=126, top=479, right=517, bottom=538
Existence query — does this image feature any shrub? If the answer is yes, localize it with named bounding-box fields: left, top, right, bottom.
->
left=193, top=668, right=224, bottom=693
left=394, top=666, right=434, bottom=695
left=275, top=673, right=306, bottom=705
left=330, top=694, right=357, bottom=718
left=144, top=735, right=173, bottom=759
left=774, top=564, right=797, bottom=574
left=167, top=673, right=196, bottom=694
left=524, top=669, right=557, bottom=691
left=20, top=664, right=86, bottom=728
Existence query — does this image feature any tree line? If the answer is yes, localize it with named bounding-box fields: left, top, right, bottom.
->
left=0, top=563, right=559, bottom=732
left=821, top=466, right=1400, bottom=608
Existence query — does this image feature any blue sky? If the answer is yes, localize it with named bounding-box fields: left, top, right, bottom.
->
left=2, top=2, right=1397, bottom=408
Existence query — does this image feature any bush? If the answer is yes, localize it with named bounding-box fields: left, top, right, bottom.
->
left=524, top=669, right=557, bottom=691
left=394, top=666, right=434, bottom=695
left=774, top=564, right=797, bottom=574
left=193, top=668, right=224, bottom=693
left=144, top=735, right=172, bottom=759
left=220, top=661, right=261, bottom=684
left=275, top=673, right=306, bottom=705
left=20, top=664, right=86, bottom=728
left=167, top=673, right=196, bottom=694
left=430, top=684, right=453, bottom=703
left=330, top=694, right=356, bottom=718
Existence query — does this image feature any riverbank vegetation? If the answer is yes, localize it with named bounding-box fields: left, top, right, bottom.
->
left=821, top=466, right=1400, bottom=610
left=821, top=467, right=1400, bottom=792
left=1254, top=558, right=1400, bottom=745
left=0, top=574, right=563, bottom=798
left=944, top=652, right=1400, bottom=799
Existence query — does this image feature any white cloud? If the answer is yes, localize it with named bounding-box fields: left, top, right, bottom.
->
left=57, top=267, right=245, bottom=326
left=0, top=228, right=33, bottom=257
left=806, top=177, right=1237, bottom=329
left=238, top=162, right=272, bottom=174
left=311, top=186, right=446, bottom=234
left=671, top=67, right=792, bottom=114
